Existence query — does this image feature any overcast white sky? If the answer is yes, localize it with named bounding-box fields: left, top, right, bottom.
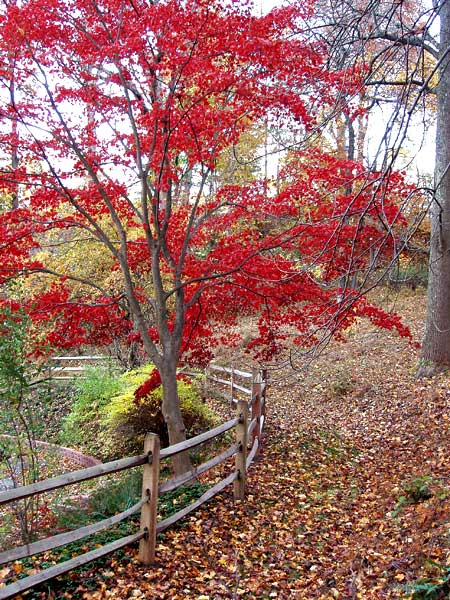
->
left=257, top=0, right=436, bottom=180
left=257, top=0, right=282, bottom=14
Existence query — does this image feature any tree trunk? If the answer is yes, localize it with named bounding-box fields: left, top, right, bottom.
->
left=418, top=1, right=450, bottom=376
left=160, top=362, right=192, bottom=475
left=9, top=55, right=19, bottom=210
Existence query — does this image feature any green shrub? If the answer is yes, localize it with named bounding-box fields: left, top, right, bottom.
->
left=62, top=364, right=217, bottom=460
left=0, top=300, right=46, bottom=544
left=102, top=367, right=217, bottom=457
left=61, top=366, right=123, bottom=454
left=402, top=475, right=434, bottom=503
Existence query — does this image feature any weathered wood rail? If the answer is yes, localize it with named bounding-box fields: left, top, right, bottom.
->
left=48, top=355, right=112, bottom=381
left=206, top=364, right=267, bottom=442
left=0, top=365, right=267, bottom=599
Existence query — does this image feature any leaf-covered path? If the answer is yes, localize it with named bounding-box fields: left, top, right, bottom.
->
left=72, top=291, right=447, bottom=599
left=7, top=291, right=450, bottom=599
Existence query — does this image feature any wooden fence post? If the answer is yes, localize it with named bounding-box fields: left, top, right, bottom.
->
left=230, top=365, right=235, bottom=405
left=139, top=433, right=160, bottom=565
left=261, top=368, right=267, bottom=422
left=203, top=365, right=209, bottom=399
left=234, top=400, right=248, bottom=502
left=251, top=370, right=262, bottom=452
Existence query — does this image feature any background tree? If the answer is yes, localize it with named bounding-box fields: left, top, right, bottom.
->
left=312, top=0, right=450, bottom=374
left=418, top=0, right=450, bottom=374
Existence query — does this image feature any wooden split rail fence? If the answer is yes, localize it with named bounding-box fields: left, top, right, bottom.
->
left=206, top=365, right=267, bottom=429
left=48, top=356, right=113, bottom=381
left=0, top=365, right=267, bottom=600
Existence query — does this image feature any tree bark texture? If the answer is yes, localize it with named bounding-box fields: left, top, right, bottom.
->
left=419, top=0, right=450, bottom=375
left=160, top=362, right=192, bottom=475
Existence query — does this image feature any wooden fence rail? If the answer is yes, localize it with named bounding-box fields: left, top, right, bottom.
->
left=0, top=365, right=267, bottom=600
left=0, top=454, right=149, bottom=505
left=48, top=355, right=113, bottom=381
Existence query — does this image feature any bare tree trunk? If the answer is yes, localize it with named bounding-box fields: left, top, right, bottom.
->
left=160, top=361, right=192, bottom=475
left=9, top=54, right=19, bottom=210
left=356, top=109, right=367, bottom=165
left=339, top=112, right=359, bottom=290
left=418, top=0, right=450, bottom=376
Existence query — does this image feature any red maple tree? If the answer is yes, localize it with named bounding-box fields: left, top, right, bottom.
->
left=0, top=0, right=412, bottom=472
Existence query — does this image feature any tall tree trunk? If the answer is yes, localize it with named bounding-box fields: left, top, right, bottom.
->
left=418, top=0, right=450, bottom=376
left=160, top=361, right=192, bottom=475
left=9, top=54, right=19, bottom=210
left=339, top=112, right=359, bottom=290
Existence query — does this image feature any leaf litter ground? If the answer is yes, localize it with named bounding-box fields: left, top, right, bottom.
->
left=2, top=289, right=450, bottom=599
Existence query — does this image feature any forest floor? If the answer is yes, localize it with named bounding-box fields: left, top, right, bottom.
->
left=3, top=287, right=450, bottom=599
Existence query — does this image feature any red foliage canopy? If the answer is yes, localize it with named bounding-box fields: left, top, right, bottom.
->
left=0, top=0, right=413, bottom=369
